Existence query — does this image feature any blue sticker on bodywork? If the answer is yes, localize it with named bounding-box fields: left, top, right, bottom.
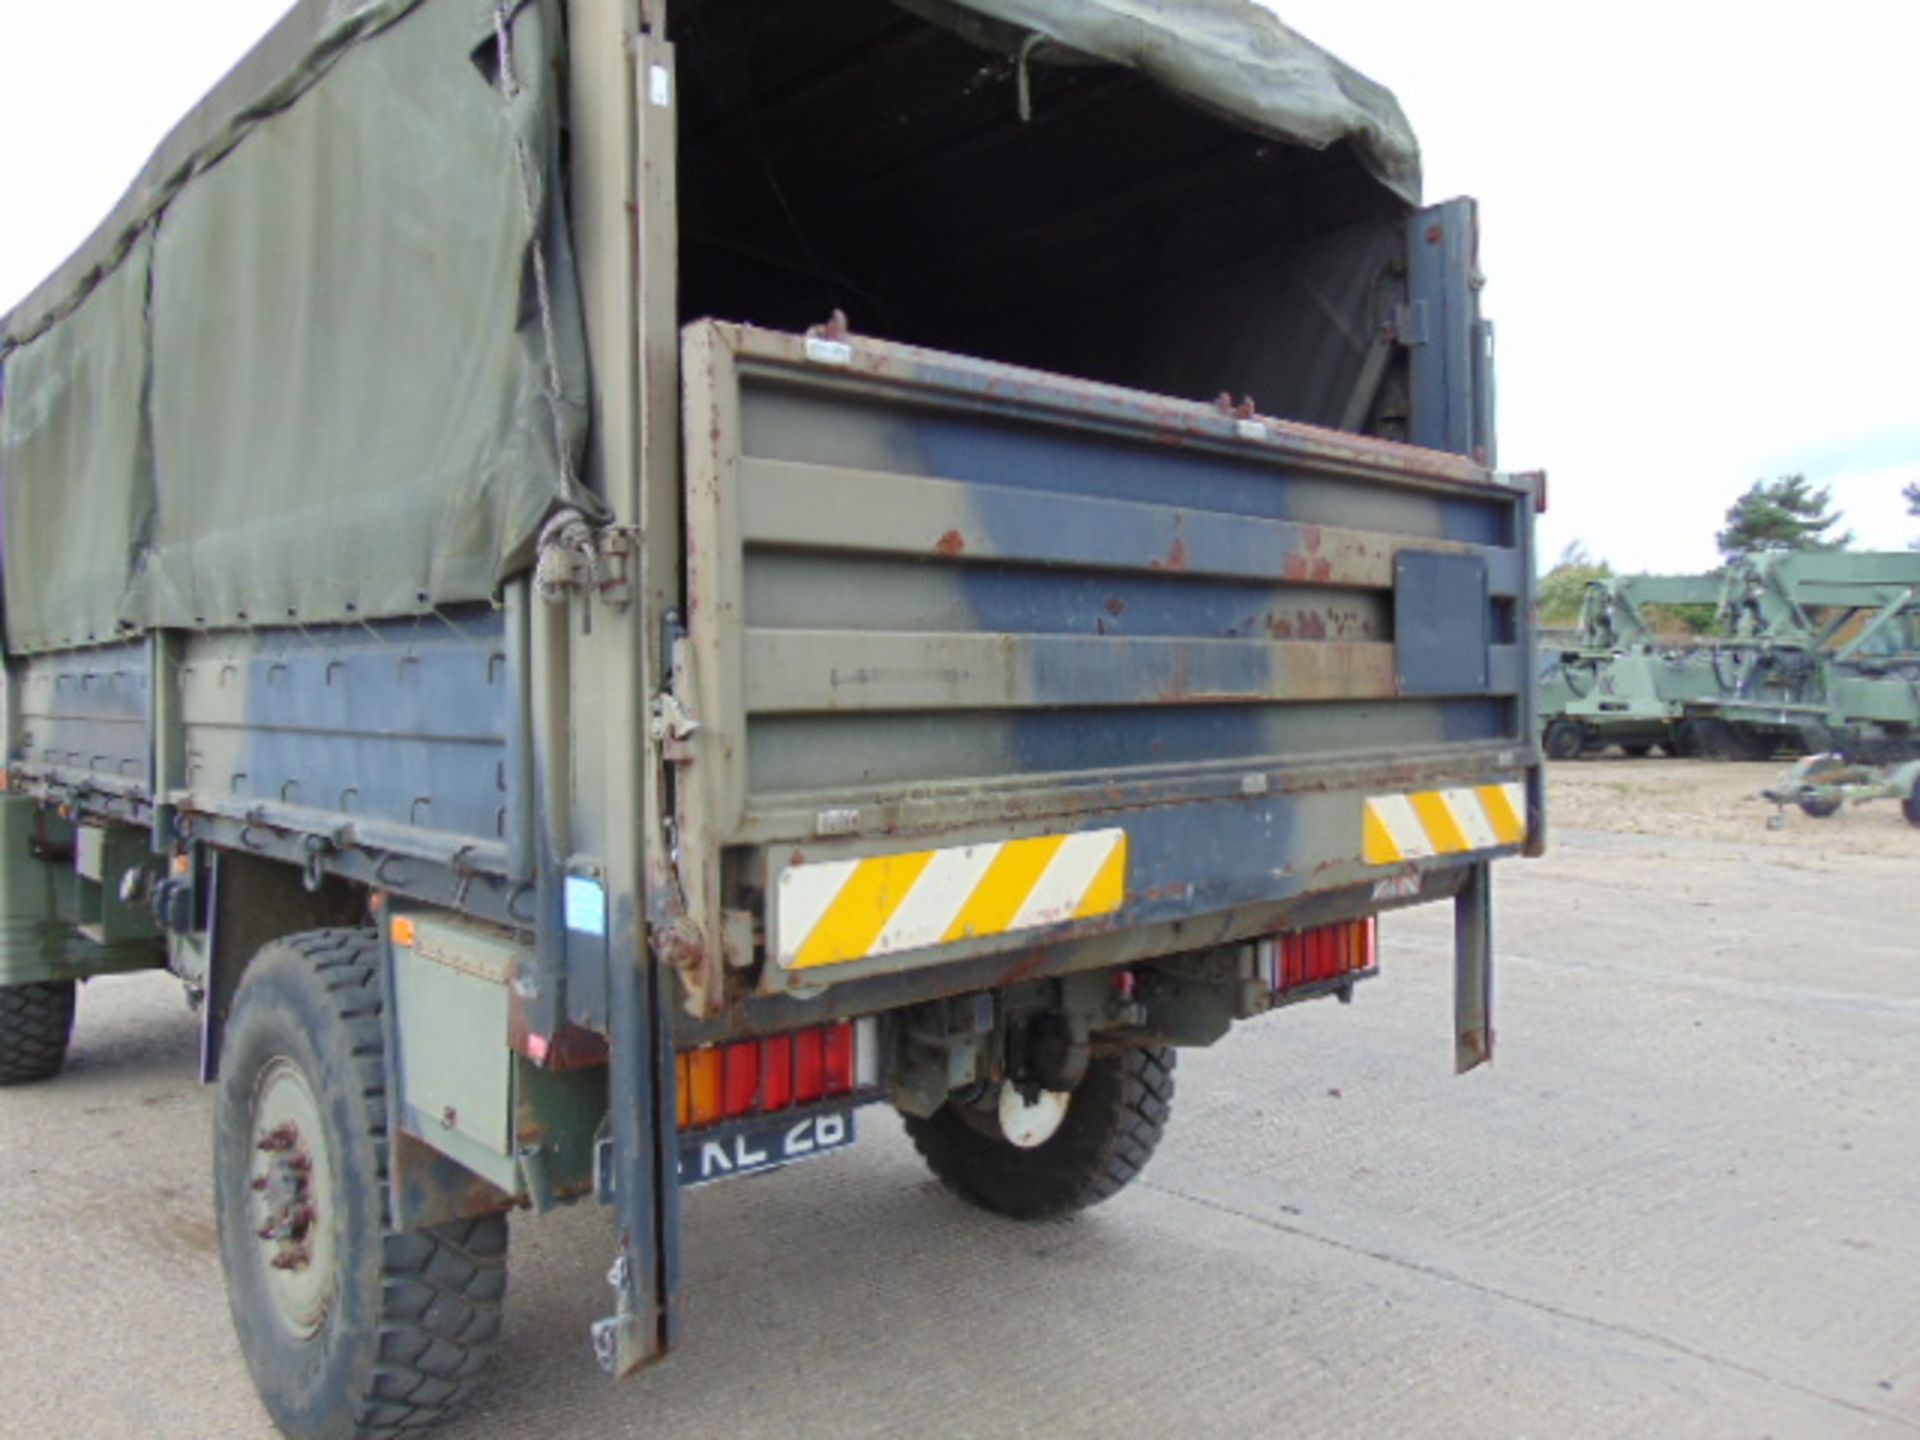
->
left=564, top=876, right=607, bottom=936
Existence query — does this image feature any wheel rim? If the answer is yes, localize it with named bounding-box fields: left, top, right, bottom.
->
left=247, top=1056, right=339, bottom=1340
left=996, top=1084, right=1071, bottom=1149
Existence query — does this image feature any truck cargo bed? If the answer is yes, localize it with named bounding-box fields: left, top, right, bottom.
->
left=673, top=322, right=1538, bottom=1002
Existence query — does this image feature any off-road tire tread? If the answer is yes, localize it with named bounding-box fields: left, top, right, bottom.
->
left=905, top=1045, right=1175, bottom=1221
left=0, top=980, right=76, bottom=1086
left=225, top=928, right=506, bottom=1440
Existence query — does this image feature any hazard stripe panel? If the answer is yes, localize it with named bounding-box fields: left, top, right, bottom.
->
left=777, top=829, right=1128, bottom=970
left=1364, top=783, right=1526, bottom=865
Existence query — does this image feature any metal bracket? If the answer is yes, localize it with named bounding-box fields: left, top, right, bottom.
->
left=597, top=527, right=636, bottom=610
left=649, top=692, right=700, bottom=764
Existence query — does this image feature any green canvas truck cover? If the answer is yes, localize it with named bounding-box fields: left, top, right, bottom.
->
left=900, top=0, right=1420, bottom=203
left=0, top=0, right=589, bottom=651
left=0, top=0, right=1418, bottom=652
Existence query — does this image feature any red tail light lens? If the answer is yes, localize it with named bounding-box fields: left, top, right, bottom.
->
left=723, top=1043, right=760, bottom=1117
left=762, top=1035, right=793, bottom=1112
left=794, top=1029, right=826, bottom=1104
left=676, top=1021, right=862, bottom=1131
left=1273, top=918, right=1376, bottom=993
left=824, top=1024, right=855, bottom=1097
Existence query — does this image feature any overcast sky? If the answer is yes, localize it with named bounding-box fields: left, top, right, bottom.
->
left=2, top=2, right=1917, bottom=573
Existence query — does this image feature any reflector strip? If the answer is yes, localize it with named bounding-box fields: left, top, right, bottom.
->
left=777, top=828, right=1128, bottom=969
left=1364, top=782, right=1525, bottom=866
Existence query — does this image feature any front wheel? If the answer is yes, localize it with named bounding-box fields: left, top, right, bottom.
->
left=0, top=980, right=76, bottom=1086
left=215, top=929, right=507, bottom=1440
left=903, top=1045, right=1175, bottom=1220
left=1543, top=719, right=1585, bottom=761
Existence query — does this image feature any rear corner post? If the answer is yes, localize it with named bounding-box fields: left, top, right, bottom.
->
left=566, top=0, right=684, bottom=1377
left=1453, top=861, right=1493, bottom=1073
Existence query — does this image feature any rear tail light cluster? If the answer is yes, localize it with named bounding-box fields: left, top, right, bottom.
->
left=1259, top=917, right=1377, bottom=994
left=677, top=1021, right=869, bottom=1131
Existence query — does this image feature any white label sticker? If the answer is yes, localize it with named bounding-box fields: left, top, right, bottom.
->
left=565, top=876, right=607, bottom=936
left=804, top=336, right=853, bottom=366
left=648, top=64, right=673, bottom=109
left=1236, top=418, right=1267, bottom=441
left=1371, top=873, right=1423, bottom=902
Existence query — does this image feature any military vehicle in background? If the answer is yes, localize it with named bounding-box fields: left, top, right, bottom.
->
left=1540, top=552, right=1920, bottom=763
left=1702, top=550, right=1920, bottom=760
left=1538, top=575, right=1728, bottom=758
left=0, top=3, right=1540, bottom=1437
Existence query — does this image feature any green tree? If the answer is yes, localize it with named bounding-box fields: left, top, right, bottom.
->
left=1537, top=541, right=1610, bottom=628
left=1715, top=474, right=1851, bottom=559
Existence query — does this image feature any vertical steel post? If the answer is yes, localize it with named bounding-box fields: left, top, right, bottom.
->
left=1453, top=861, right=1494, bottom=1073
left=566, top=0, right=683, bottom=1377
left=1406, top=198, right=1491, bottom=466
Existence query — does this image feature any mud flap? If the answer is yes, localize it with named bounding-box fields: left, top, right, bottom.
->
left=1454, top=861, right=1494, bottom=1073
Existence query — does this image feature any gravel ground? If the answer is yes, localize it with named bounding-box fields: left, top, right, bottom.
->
left=1, top=763, right=1915, bottom=1439
left=1552, top=755, right=1920, bottom=857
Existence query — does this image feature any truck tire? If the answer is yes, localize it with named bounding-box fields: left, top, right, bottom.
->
left=903, top=1044, right=1175, bottom=1221
left=1543, top=719, right=1584, bottom=760
left=1904, top=777, right=1920, bottom=828
left=0, top=980, right=77, bottom=1086
left=215, top=928, right=506, bottom=1440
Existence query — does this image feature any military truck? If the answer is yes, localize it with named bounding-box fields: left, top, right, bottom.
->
left=1537, top=575, right=1726, bottom=758
left=0, top=3, right=1540, bottom=1436
left=1703, top=550, right=1920, bottom=760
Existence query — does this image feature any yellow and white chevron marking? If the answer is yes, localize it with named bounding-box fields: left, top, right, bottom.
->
left=777, top=829, right=1128, bottom=970
left=1363, top=783, right=1526, bottom=866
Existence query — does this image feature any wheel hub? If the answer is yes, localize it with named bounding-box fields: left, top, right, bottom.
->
left=248, top=1058, right=338, bottom=1338
left=997, top=1083, right=1070, bottom=1148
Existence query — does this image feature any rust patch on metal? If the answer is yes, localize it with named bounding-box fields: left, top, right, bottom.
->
left=1104, top=597, right=1126, bottom=617
left=1151, top=538, right=1190, bottom=573
left=933, top=529, right=967, bottom=557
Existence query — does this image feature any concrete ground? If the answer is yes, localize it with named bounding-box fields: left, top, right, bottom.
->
left=1, top=762, right=1916, bottom=1438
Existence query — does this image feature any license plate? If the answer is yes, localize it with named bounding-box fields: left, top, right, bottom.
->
left=678, top=1108, right=856, bottom=1187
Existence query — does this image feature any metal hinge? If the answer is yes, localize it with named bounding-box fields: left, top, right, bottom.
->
left=597, top=528, right=635, bottom=609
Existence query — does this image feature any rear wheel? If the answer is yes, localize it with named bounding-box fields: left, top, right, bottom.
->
left=0, top=980, right=77, bottom=1086
left=1904, top=777, right=1920, bottom=828
left=215, top=929, right=507, bottom=1440
left=904, top=1045, right=1175, bottom=1220
left=1543, top=719, right=1585, bottom=760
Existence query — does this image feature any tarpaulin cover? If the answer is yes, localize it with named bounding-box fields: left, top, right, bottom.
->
left=897, top=0, right=1422, bottom=204
left=0, top=0, right=590, bottom=651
